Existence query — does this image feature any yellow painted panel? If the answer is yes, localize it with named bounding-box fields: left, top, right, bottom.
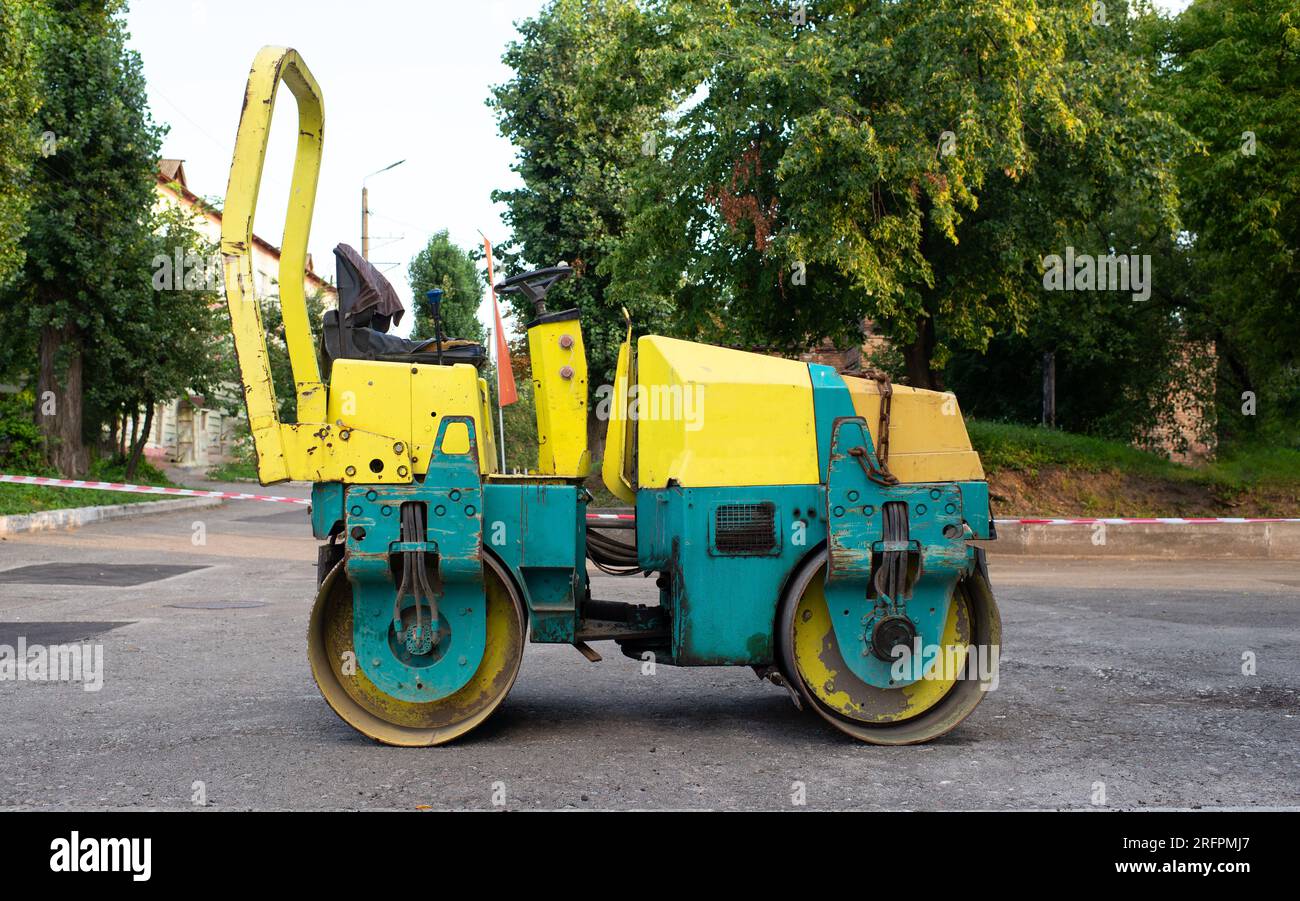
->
left=409, top=363, right=491, bottom=473
left=600, top=340, right=636, bottom=503
left=477, top=378, right=498, bottom=474
left=326, top=359, right=493, bottom=475
left=843, top=377, right=985, bottom=482
left=636, top=336, right=820, bottom=488
left=527, top=317, right=590, bottom=478
left=441, top=421, right=471, bottom=456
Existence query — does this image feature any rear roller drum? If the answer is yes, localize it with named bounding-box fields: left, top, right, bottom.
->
left=777, top=549, right=1001, bottom=745
left=308, top=553, right=526, bottom=747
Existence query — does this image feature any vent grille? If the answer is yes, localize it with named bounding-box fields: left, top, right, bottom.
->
left=714, top=503, right=777, bottom=555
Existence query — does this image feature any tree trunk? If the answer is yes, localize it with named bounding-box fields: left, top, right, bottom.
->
left=37, top=322, right=88, bottom=477
left=901, top=314, right=942, bottom=391
left=126, top=402, right=153, bottom=481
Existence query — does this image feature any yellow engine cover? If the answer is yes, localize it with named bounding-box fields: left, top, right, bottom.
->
left=606, top=335, right=984, bottom=491
left=326, top=359, right=496, bottom=476
left=635, top=336, right=822, bottom=489
left=842, top=377, right=984, bottom=482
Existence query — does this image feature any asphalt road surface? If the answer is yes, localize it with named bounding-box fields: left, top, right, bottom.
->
left=1, top=492, right=1297, bottom=811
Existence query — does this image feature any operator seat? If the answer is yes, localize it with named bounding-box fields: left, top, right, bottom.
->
left=320, top=243, right=486, bottom=378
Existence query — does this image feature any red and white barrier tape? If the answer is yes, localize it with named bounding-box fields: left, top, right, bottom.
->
left=0, top=474, right=310, bottom=506
left=1008, top=516, right=1300, bottom=524
left=3, top=474, right=1296, bottom=524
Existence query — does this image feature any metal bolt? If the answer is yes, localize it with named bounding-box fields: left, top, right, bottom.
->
left=340, top=430, right=351, bottom=441
left=458, top=655, right=467, bottom=666
left=559, top=334, right=574, bottom=349
left=345, top=466, right=357, bottom=477
left=560, top=365, right=574, bottom=380
left=394, top=442, right=404, bottom=454
left=397, top=466, right=409, bottom=477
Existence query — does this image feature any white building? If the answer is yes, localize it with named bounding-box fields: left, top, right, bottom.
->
left=145, top=159, right=338, bottom=469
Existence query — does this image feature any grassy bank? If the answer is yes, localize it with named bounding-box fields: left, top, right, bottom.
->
left=968, top=421, right=1300, bottom=517
left=0, top=458, right=181, bottom=517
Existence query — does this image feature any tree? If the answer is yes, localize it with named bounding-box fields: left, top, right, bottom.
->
left=1158, top=0, right=1300, bottom=442
left=0, top=0, right=41, bottom=290
left=489, top=0, right=681, bottom=458
left=87, top=203, right=227, bottom=478
left=251, top=287, right=329, bottom=425
left=607, top=0, right=1186, bottom=389
left=0, top=0, right=164, bottom=476
left=407, top=230, right=487, bottom=344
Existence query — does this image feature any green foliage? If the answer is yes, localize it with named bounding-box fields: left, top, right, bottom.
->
left=495, top=362, right=540, bottom=473
left=2, top=0, right=164, bottom=335
left=489, top=0, right=679, bottom=386
left=249, top=288, right=328, bottom=424
left=946, top=271, right=1211, bottom=446
left=204, top=439, right=259, bottom=483
left=0, top=0, right=41, bottom=289
left=407, top=230, right=487, bottom=344
left=0, top=390, right=45, bottom=472
left=606, top=0, right=1186, bottom=389
left=86, top=203, right=227, bottom=447
left=1157, top=0, right=1300, bottom=441
left=0, top=1, right=166, bottom=474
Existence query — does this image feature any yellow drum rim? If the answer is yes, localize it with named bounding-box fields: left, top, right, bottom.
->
left=792, top=569, right=969, bottom=723
left=307, top=553, right=525, bottom=747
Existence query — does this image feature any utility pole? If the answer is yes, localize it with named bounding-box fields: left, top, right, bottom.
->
left=1042, top=351, right=1056, bottom=427
left=361, top=159, right=405, bottom=260
left=361, top=185, right=369, bottom=259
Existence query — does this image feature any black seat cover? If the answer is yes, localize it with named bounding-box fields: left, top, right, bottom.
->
left=320, top=243, right=486, bottom=377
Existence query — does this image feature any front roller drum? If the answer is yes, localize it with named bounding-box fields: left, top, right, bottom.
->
left=777, top=549, right=1001, bottom=745
left=308, top=553, right=526, bottom=747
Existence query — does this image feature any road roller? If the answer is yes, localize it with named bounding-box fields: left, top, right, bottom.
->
left=220, top=47, right=1001, bottom=746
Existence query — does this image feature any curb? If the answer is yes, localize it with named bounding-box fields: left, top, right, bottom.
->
left=0, top=496, right=224, bottom=536
left=986, top=520, right=1300, bottom=559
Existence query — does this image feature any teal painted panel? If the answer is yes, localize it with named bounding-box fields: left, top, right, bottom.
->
left=636, top=484, right=825, bottom=666
left=808, top=363, right=859, bottom=483
left=341, top=417, right=487, bottom=701
left=823, top=416, right=974, bottom=688
left=310, top=481, right=344, bottom=539
left=482, top=482, right=582, bottom=644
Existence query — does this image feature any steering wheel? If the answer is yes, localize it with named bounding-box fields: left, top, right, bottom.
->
left=494, top=265, right=573, bottom=315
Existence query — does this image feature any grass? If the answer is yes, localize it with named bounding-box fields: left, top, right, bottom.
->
left=1201, top=442, right=1300, bottom=488
left=0, top=458, right=180, bottom=517
left=966, top=419, right=1300, bottom=516
left=967, top=420, right=1200, bottom=479
left=204, top=458, right=259, bottom=482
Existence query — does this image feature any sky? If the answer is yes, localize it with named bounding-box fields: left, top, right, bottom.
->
left=126, top=0, right=1193, bottom=339
left=126, top=0, right=548, bottom=338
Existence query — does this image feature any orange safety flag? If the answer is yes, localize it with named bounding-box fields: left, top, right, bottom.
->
left=484, top=236, right=517, bottom=406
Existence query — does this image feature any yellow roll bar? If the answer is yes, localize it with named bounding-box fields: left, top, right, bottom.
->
left=221, top=47, right=410, bottom=485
